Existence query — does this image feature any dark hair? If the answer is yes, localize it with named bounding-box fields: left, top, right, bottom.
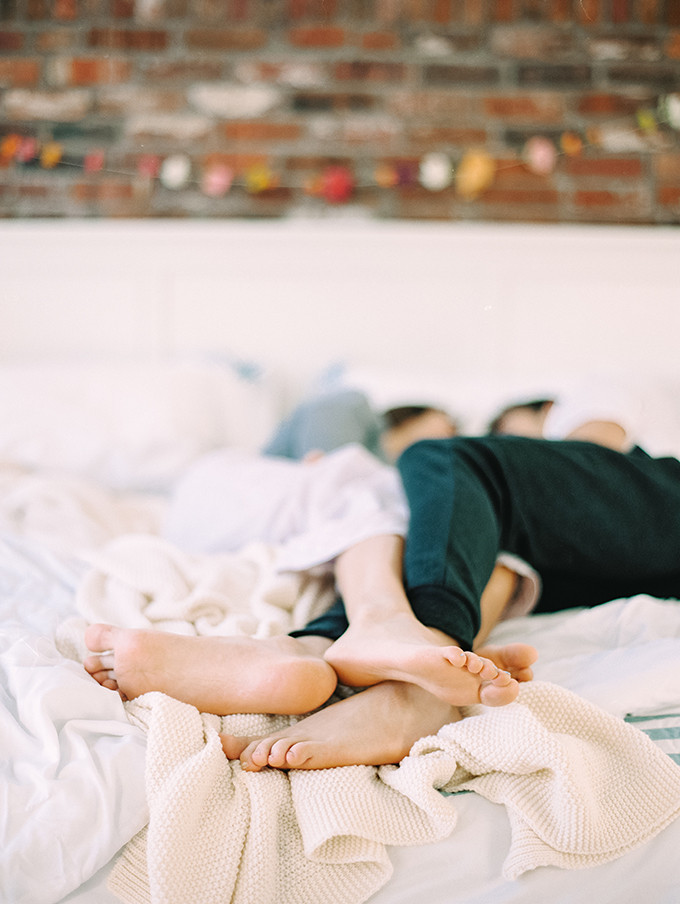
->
left=488, top=399, right=553, bottom=435
left=382, top=405, right=445, bottom=430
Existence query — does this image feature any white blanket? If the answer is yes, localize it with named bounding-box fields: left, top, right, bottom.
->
left=106, top=683, right=680, bottom=904
left=61, top=534, right=680, bottom=904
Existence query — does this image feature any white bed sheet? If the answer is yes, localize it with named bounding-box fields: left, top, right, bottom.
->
left=1, top=470, right=680, bottom=904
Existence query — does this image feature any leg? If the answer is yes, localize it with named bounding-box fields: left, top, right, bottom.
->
left=83, top=625, right=337, bottom=716
left=262, top=389, right=383, bottom=460
left=321, top=534, right=521, bottom=707
left=221, top=680, right=461, bottom=771
left=398, top=437, right=680, bottom=638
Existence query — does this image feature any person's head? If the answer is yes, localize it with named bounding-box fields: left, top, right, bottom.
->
left=487, top=399, right=554, bottom=438
left=380, top=405, right=459, bottom=461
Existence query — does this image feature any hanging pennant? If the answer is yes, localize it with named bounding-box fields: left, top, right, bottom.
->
left=160, top=154, right=192, bottom=190
left=244, top=163, right=278, bottom=193
left=201, top=163, right=234, bottom=198
left=16, top=136, right=39, bottom=164
left=137, top=154, right=161, bottom=178
left=395, top=161, right=418, bottom=186
left=303, top=173, right=324, bottom=196
left=320, top=165, right=355, bottom=203
left=84, top=149, right=105, bottom=173
left=636, top=109, right=658, bottom=134
left=419, top=152, right=453, bottom=190
left=659, top=93, right=680, bottom=130
left=0, top=133, right=21, bottom=163
left=455, top=149, right=496, bottom=200
left=560, top=132, right=583, bottom=156
left=523, top=136, right=557, bottom=175
left=40, top=141, right=63, bottom=169
left=374, top=162, right=399, bottom=188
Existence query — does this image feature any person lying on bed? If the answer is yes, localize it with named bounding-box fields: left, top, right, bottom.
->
left=487, top=378, right=641, bottom=452
left=84, top=433, right=680, bottom=772
left=262, top=386, right=459, bottom=462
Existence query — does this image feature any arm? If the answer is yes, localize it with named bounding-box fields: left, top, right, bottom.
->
left=564, top=420, right=628, bottom=451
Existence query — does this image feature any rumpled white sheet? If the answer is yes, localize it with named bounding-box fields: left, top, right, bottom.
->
left=0, top=622, right=148, bottom=904
left=161, top=444, right=409, bottom=571
left=0, top=462, right=163, bottom=558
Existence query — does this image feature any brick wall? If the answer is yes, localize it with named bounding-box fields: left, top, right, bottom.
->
left=0, top=1, right=679, bottom=222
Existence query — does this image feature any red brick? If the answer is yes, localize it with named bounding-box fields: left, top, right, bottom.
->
left=611, top=0, right=631, bottom=22
left=184, top=28, right=267, bottom=50
left=635, top=0, right=661, bottom=25
left=222, top=122, right=303, bottom=141
left=518, top=63, right=592, bottom=85
left=668, top=0, right=680, bottom=25
left=492, top=26, right=577, bottom=59
left=0, top=58, right=41, bottom=86
left=88, top=28, right=169, bottom=51
left=577, top=92, right=645, bottom=115
left=607, top=64, right=679, bottom=88
left=198, top=151, right=268, bottom=172
left=334, top=61, right=406, bottom=81
left=408, top=126, right=488, bottom=145
left=483, top=94, right=564, bottom=122
left=564, top=157, right=643, bottom=177
left=65, top=58, right=133, bottom=85
left=425, top=64, right=500, bottom=85
left=360, top=31, right=400, bottom=50
left=71, top=181, right=135, bottom=202
left=575, top=189, right=618, bottom=206
left=481, top=188, right=560, bottom=205
left=143, top=60, right=224, bottom=81
left=433, top=0, right=453, bottom=23
left=550, top=0, right=573, bottom=21
left=17, top=184, right=50, bottom=198
left=577, top=0, right=602, bottom=24
left=462, top=0, right=485, bottom=24
left=288, top=0, right=338, bottom=17
left=0, top=31, right=23, bottom=50
left=389, top=91, right=473, bottom=117
left=491, top=0, right=515, bottom=22
left=653, top=153, right=680, bottom=181
left=27, top=0, right=49, bottom=19
left=54, top=0, right=77, bottom=19
left=666, top=31, right=680, bottom=58
left=111, top=0, right=134, bottom=16
left=36, top=29, right=80, bottom=51
left=658, top=186, right=680, bottom=205
left=288, top=26, right=346, bottom=48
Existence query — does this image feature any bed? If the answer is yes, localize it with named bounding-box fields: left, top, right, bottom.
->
left=2, top=220, right=680, bottom=904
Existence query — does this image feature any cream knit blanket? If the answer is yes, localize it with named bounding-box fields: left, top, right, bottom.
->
left=107, top=682, right=680, bottom=904
left=62, top=534, right=680, bottom=903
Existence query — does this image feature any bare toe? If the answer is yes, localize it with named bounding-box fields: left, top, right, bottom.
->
left=479, top=676, right=519, bottom=707
left=284, top=742, right=315, bottom=769
left=443, top=646, right=467, bottom=668
left=84, top=623, right=116, bottom=653
left=220, top=734, right=251, bottom=760
left=464, top=652, right=485, bottom=675
left=83, top=652, right=113, bottom=675
left=266, top=738, right=297, bottom=768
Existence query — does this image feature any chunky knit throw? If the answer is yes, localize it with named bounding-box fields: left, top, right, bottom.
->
left=107, top=681, right=680, bottom=904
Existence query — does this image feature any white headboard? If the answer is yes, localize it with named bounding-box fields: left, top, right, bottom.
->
left=1, top=219, right=678, bottom=395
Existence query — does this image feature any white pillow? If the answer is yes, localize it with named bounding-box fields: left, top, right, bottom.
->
left=0, top=360, right=282, bottom=491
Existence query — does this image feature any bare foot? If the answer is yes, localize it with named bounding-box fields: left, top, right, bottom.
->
left=221, top=681, right=460, bottom=771
left=475, top=642, right=538, bottom=683
left=323, top=615, right=519, bottom=708
left=83, top=624, right=337, bottom=716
